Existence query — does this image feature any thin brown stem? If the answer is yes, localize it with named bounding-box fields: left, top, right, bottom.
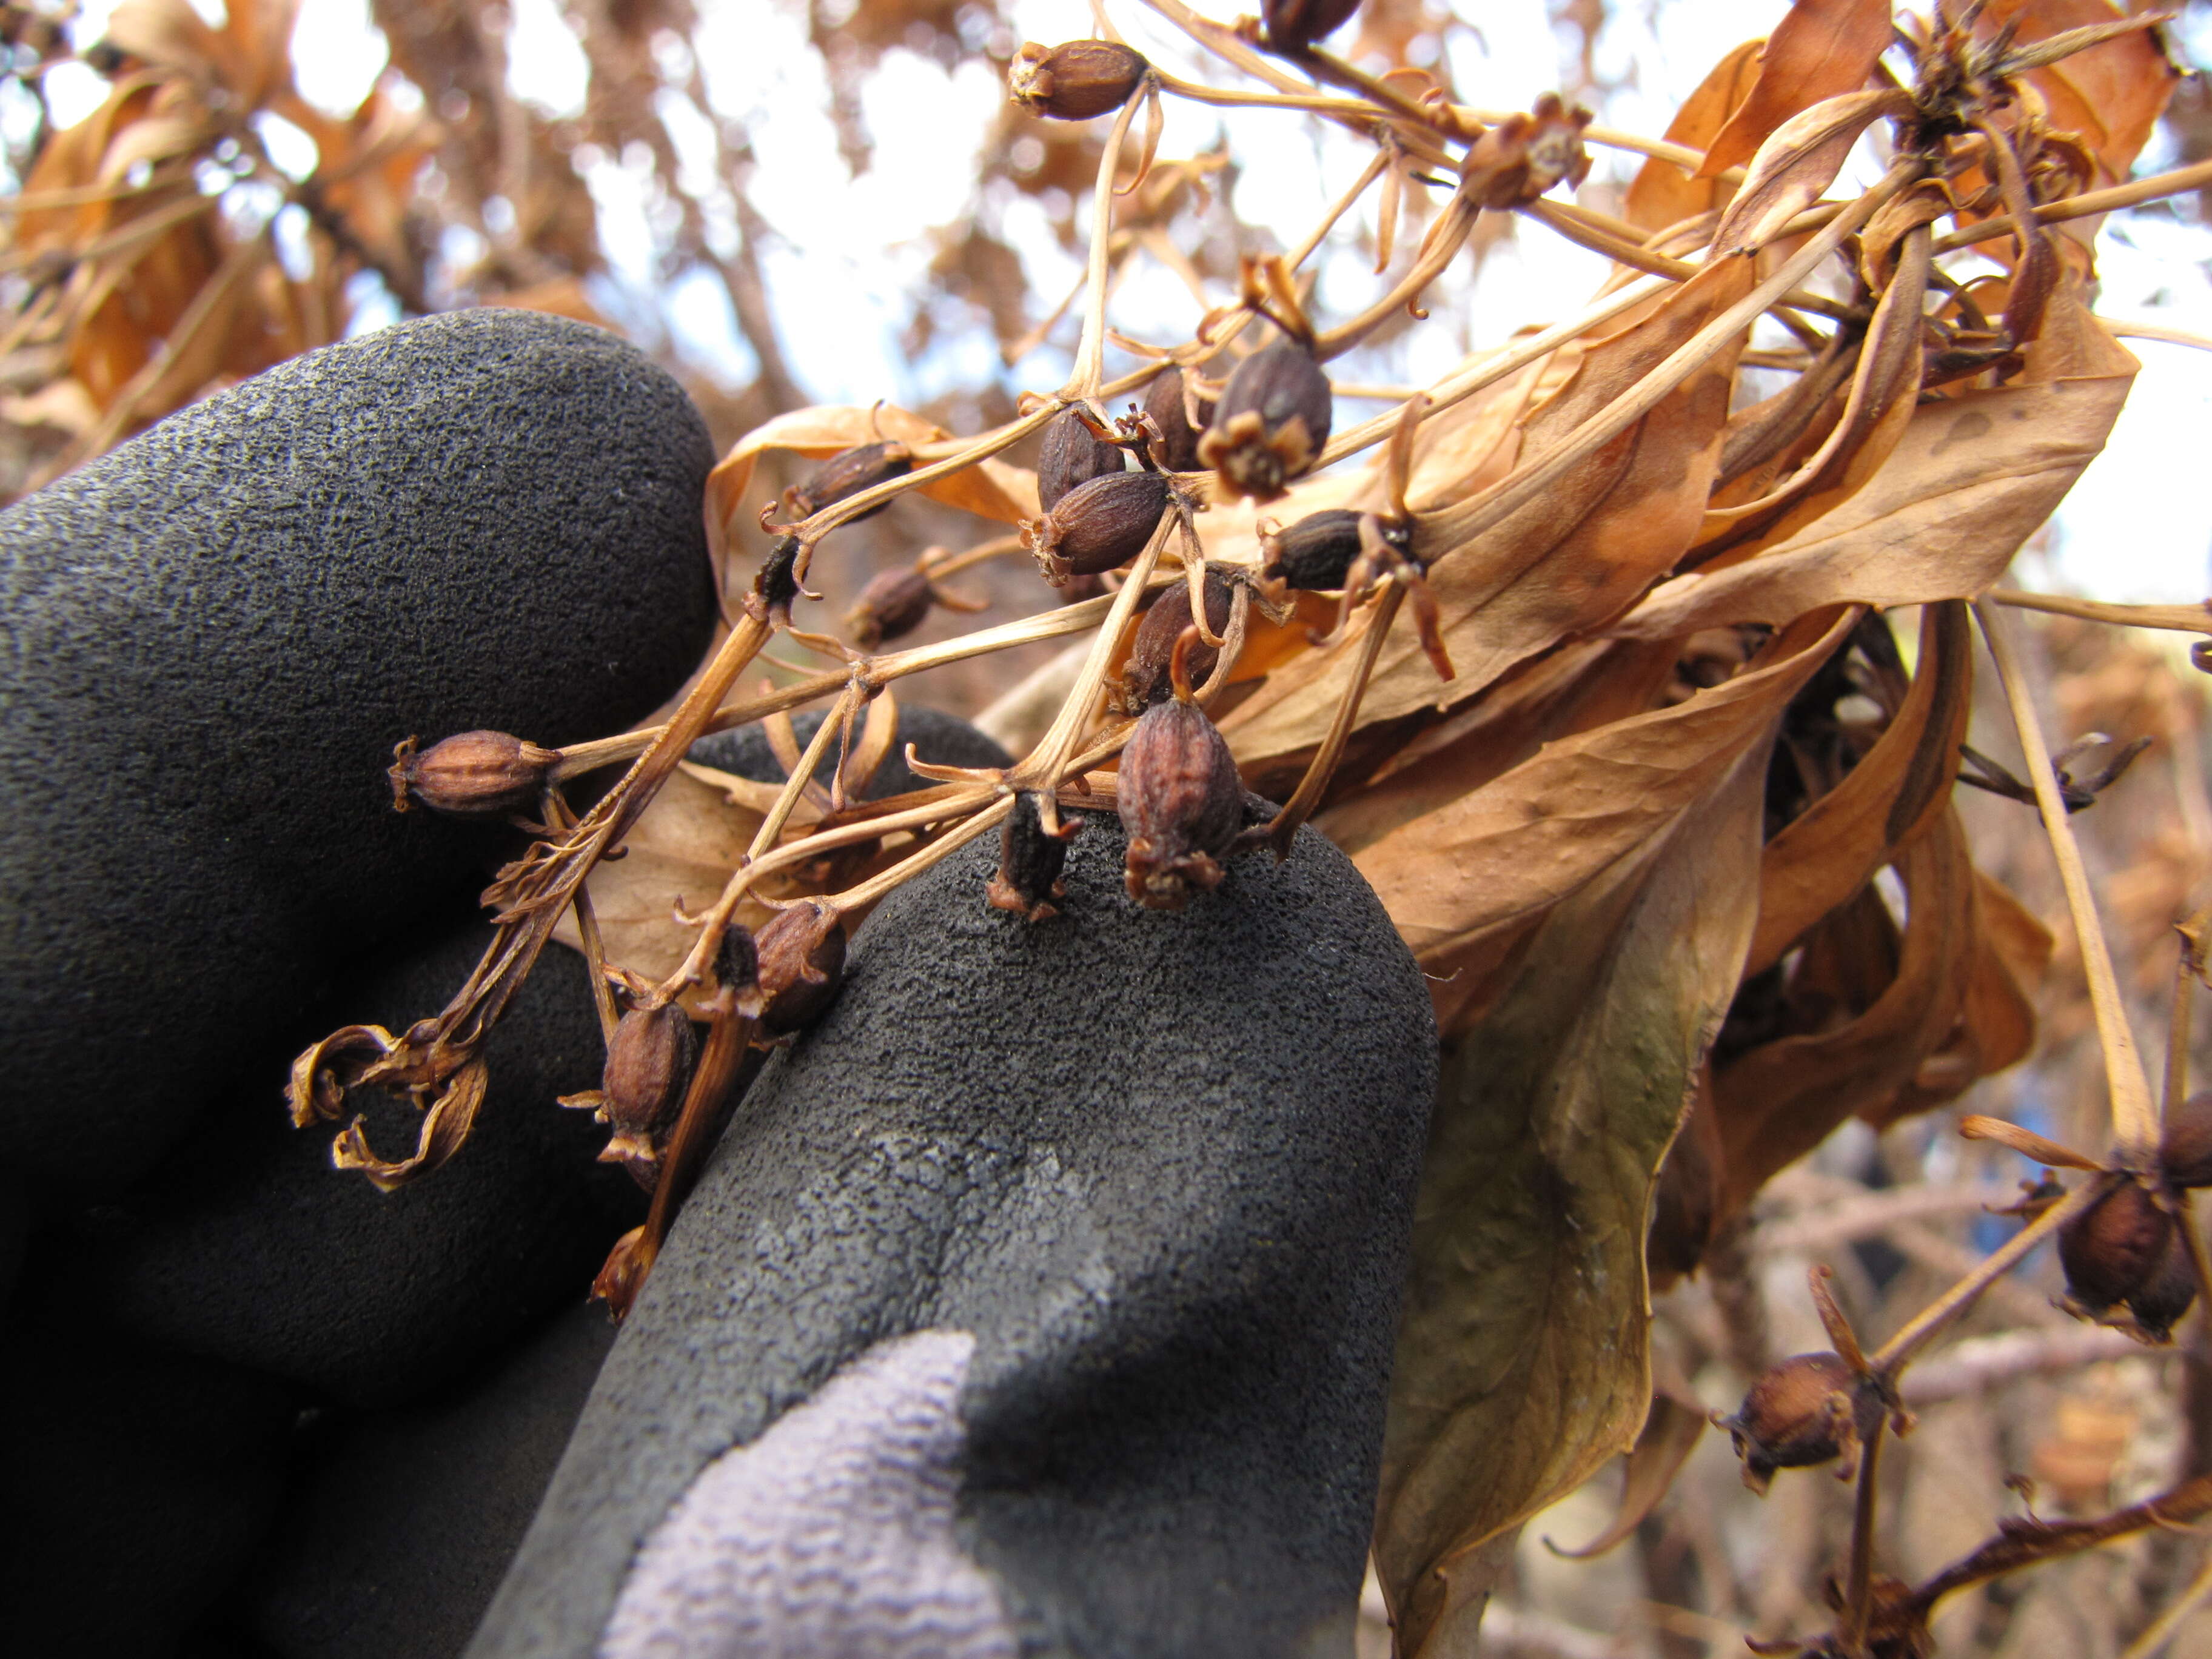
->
left=1259, top=580, right=1405, bottom=857
left=1837, top=1427, right=1887, bottom=1658
left=1069, top=84, right=1148, bottom=397
left=2120, top=1547, right=2212, bottom=1659
left=1991, top=589, right=2212, bottom=636
left=1975, top=599, right=2161, bottom=1165
left=1929, top=157, right=2212, bottom=256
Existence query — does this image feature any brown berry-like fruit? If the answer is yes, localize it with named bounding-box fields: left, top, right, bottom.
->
left=986, top=791, right=1085, bottom=922
left=1119, top=688, right=1246, bottom=910
left=1724, top=1352, right=1859, bottom=1495
left=1008, top=39, right=1150, bottom=121
left=1261, top=0, right=1364, bottom=52
left=755, top=899, right=848, bottom=1034
left=1139, top=366, right=1215, bottom=472
left=1198, top=341, right=1333, bottom=503
left=1037, top=408, right=1128, bottom=512
left=1025, top=468, right=1171, bottom=586
left=596, top=1004, right=699, bottom=1188
left=2161, top=1091, right=2212, bottom=1187
left=388, top=729, right=557, bottom=816
left=780, top=441, right=913, bottom=525
left=1119, top=567, right=1234, bottom=712
left=845, top=566, right=935, bottom=650
left=2059, top=1179, right=2174, bottom=1316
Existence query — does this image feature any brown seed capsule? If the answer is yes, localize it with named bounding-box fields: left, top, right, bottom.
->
left=2058, top=1179, right=2174, bottom=1316
left=1261, top=0, right=1364, bottom=52
left=1198, top=341, right=1333, bottom=503
left=1261, top=509, right=1364, bottom=591
left=780, top=441, right=913, bottom=525
left=845, top=566, right=935, bottom=650
left=1119, top=568, right=1235, bottom=712
left=986, top=792, right=1085, bottom=923
left=1139, top=366, right=1215, bottom=472
left=2126, top=1220, right=2198, bottom=1342
left=1008, top=39, right=1150, bottom=121
left=754, top=899, right=848, bottom=1035
left=1025, top=468, right=1171, bottom=586
left=1119, top=692, right=1246, bottom=910
left=388, top=729, right=557, bottom=816
left=2161, top=1091, right=2212, bottom=1187
left=1037, top=408, right=1128, bottom=512
left=597, top=1004, right=699, bottom=1188
left=717, top=922, right=761, bottom=1009
left=1724, top=1352, right=1859, bottom=1495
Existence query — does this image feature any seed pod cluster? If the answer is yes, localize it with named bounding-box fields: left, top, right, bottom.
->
left=844, top=566, right=936, bottom=649
left=1119, top=567, right=1235, bottom=712
left=1119, top=680, right=1247, bottom=910
left=1007, top=39, right=1150, bottom=121
left=595, top=1004, right=699, bottom=1190
left=1723, top=1352, right=1861, bottom=1495
left=1037, top=408, right=1128, bottom=511
left=778, top=441, right=913, bottom=526
left=1139, top=366, right=1215, bottom=472
left=1198, top=341, right=1333, bottom=503
left=387, top=729, right=557, bottom=817
left=1025, top=468, right=1170, bottom=586
left=1260, top=0, right=1364, bottom=52
left=754, top=899, right=848, bottom=1034
left=986, top=792, right=1085, bottom=922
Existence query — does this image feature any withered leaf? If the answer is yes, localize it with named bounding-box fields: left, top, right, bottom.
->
left=1375, top=723, right=1772, bottom=1655
left=1544, top=1390, right=1710, bottom=1560
left=1698, top=0, right=1898, bottom=181
left=1708, top=87, right=1914, bottom=255
left=1624, top=39, right=1763, bottom=233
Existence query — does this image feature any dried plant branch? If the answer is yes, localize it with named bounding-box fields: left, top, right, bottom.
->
left=2122, top=1546, right=2212, bottom=1659
left=1991, top=589, right=2212, bottom=637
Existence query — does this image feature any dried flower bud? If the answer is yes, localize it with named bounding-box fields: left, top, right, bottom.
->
left=1025, top=468, right=1171, bottom=585
left=1120, top=568, right=1235, bottom=712
left=2126, top=1221, right=2198, bottom=1343
left=595, top=1004, right=698, bottom=1185
left=780, top=441, right=913, bottom=525
left=1008, top=39, right=1150, bottom=121
left=987, top=792, right=1085, bottom=922
left=1261, top=0, right=1363, bottom=52
left=1461, top=92, right=1594, bottom=210
left=1724, top=1352, right=1859, bottom=1495
left=2058, top=1179, right=2174, bottom=1316
left=845, top=566, right=936, bottom=650
left=1119, top=694, right=1246, bottom=910
left=1262, top=509, right=1364, bottom=591
left=1198, top=341, right=1333, bottom=503
left=755, top=899, right=848, bottom=1034
left=1037, top=408, right=1129, bottom=512
left=388, top=729, right=557, bottom=816
left=1139, top=366, right=1215, bottom=472
left=2161, top=1091, right=2212, bottom=1187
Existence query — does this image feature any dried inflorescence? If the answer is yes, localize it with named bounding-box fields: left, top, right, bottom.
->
left=1257, top=0, right=1363, bottom=54
left=1723, top=1352, right=1867, bottom=1495
left=1036, top=406, right=1130, bottom=509
left=388, top=730, right=557, bottom=817
left=768, top=441, right=913, bottom=531
left=561, top=1004, right=698, bottom=1190
left=1198, top=340, right=1333, bottom=503
left=986, top=791, right=1084, bottom=922
left=754, top=899, right=848, bottom=1034
left=1008, top=39, right=1150, bottom=121
left=1138, top=366, right=1215, bottom=472
left=1024, top=467, right=1171, bottom=585
left=1117, top=566, right=1235, bottom=712
left=843, top=566, right=936, bottom=649
left=1119, top=629, right=1248, bottom=910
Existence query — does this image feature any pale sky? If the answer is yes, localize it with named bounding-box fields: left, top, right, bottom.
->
left=40, top=0, right=2212, bottom=605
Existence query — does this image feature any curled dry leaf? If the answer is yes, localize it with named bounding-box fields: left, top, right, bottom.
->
left=1544, top=1390, right=1709, bottom=1560
left=1698, top=0, right=1899, bottom=181
left=1709, top=87, right=1915, bottom=255
left=1624, top=38, right=1763, bottom=234
left=1375, top=720, right=1772, bottom=1655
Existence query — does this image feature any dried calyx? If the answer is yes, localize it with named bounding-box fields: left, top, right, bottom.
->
left=1118, top=626, right=1250, bottom=909
left=1117, top=565, right=1235, bottom=712
left=1199, top=340, right=1333, bottom=503
left=388, top=729, right=556, bottom=817
left=1037, top=405, right=1130, bottom=511
left=754, top=899, right=848, bottom=1034
left=2057, top=1178, right=2195, bottom=1340
left=987, top=791, right=1085, bottom=922
left=1723, top=1352, right=1874, bottom=1496
left=1008, top=39, right=1150, bottom=121
left=845, top=566, right=935, bottom=649
left=1138, top=366, right=1215, bottom=472
left=1262, top=508, right=1413, bottom=592
left=1024, top=467, right=1171, bottom=586
left=769, top=441, right=913, bottom=530
left=561, top=1003, right=698, bottom=1191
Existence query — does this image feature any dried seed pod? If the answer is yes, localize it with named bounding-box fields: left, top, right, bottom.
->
left=1139, top=366, right=1215, bottom=472
left=2058, top=1179, right=2174, bottom=1316
left=845, top=566, right=935, bottom=650
left=1119, top=675, right=1247, bottom=910
left=780, top=441, right=913, bottom=525
left=1262, top=509, right=1364, bottom=591
left=387, top=729, right=557, bottom=816
left=1723, top=1352, right=1860, bottom=1495
left=2126, top=1221, right=2198, bottom=1342
left=986, top=792, right=1085, bottom=922
left=717, top=921, right=760, bottom=1008
left=1008, top=39, right=1150, bottom=121
left=2161, top=1091, right=2212, bottom=1187
left=1119, top=567, right=1235, bottom=711
left=1261, top=0, right=1363, bottom=52
left=1025, top=468, right=1171, bottom=586
left=1037, top=408, right=1128, bottom=512
left=754, top=899, right=848, bottom=1034
left=1198, top=341, right=1333, bottom=503
left=597, top=1004, right=699, bottom=1187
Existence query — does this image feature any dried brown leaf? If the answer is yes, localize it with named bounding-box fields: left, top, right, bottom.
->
left=1710, top=87, right=1915, bottom=254
left=1982, top=0, right=2181, bottom=183
left=1699, top=0, right=1898, bottom=180
left=1545, top=1391, right=1709, bottom=1560
left=1624, top=39, right=1763, bottom=233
